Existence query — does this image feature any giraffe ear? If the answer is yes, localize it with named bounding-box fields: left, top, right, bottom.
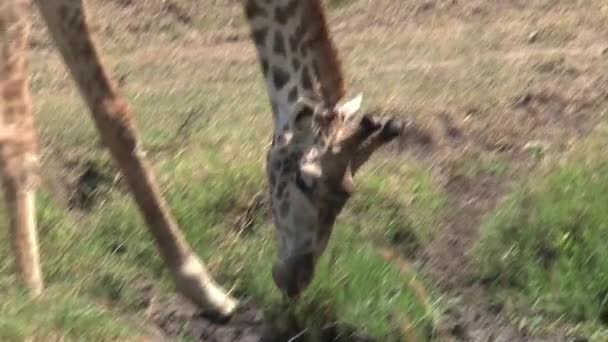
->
left=337, top=93, right=363, bottom=120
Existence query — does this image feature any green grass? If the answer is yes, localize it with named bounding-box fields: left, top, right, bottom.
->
left=0, top=154, right=444, bottom=340
left=352, top=163, right=446, bottom=250
left=476, top=128, right=608, bottom=339
left=0, top=288, right=136, bottom=341
left=0, top=192, right=144, bottom=341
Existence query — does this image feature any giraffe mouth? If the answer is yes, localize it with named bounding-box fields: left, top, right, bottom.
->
left=272, top=252, right=315, bottom=298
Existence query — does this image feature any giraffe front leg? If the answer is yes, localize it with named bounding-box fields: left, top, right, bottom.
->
left=1, top=0, right=43, bottom=296
left=0, top=118, right=44, bottom=298
left=35, top=0, right=238, bottom=317
left=1, top=166, right=43, bottom=295
left=171, top=254, right=238, bottom=319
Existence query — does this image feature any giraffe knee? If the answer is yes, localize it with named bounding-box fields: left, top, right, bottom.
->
left=1, top=152, right=40, bottom=194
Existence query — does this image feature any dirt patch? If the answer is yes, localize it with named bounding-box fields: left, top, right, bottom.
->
left=379, top=106, right=531, bottom=340
left=64, top=159, right=116, bottom=211
left=150, top=301, right=265, bottom=341
left=132, top=280, right=377, bottom=342
left=41, top=149, right=124, bottom=212
left=426, top=170, right=529, bottom=342
left=128, top=280, right=263, bottom=341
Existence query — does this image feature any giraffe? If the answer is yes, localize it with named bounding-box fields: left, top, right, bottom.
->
left=241, top=0, right=403, bottom=298
left=1, top=0, right=403, bottom=318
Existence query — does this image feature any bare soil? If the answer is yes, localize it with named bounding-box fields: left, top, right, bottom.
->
left=134, top=280, right=378, bottom=342
left=405, top=127, right=537, bottom=342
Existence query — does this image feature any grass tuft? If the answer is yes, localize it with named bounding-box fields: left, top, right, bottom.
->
left=476, top=129, right=608, bottom=336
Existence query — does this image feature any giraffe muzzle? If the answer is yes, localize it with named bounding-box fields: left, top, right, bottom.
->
left=272, top=252, right=315, bottom=298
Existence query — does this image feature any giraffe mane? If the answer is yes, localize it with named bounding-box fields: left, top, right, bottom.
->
left=305, top=0, right=345, bottom=109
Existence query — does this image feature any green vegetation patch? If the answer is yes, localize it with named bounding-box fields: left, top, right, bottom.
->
left=0, top=284, right=137, bottom=341
left=0, top=154, right=444, bottom=340
left=167, top=160, right=445, bottom=341
left=476, top=129, right=608, bottom=337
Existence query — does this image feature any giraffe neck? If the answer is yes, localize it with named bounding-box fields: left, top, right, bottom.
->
left=242, top=0, right=344, bottom=138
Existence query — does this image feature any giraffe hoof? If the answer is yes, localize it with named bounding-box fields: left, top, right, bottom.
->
left=272, top=253, right=315, bottom=299
left=173, top=256, right=239, bottom=320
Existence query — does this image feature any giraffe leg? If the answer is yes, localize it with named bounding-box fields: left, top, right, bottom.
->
left=2, top=178, right=43, bottom=295
left=0, top=0, right=43, bottom=295
left=34, top=0, right=237, bottom=317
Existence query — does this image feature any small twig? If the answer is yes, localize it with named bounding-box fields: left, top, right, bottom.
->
left=287, top=328, right=308, bottom=342
left=172, top=107, right=199, bottom=142
left=147, top=107, right=207, bottom=155
left=234, top=191, right=269, bottom=234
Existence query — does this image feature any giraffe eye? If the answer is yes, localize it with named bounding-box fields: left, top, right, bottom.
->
left=294, top=106, right=314, bottom=127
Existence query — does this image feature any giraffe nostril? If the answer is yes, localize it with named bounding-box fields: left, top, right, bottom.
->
left=271, top=262, right=287, bottom=292
left=271, top=262, right=303, bottom=298
left=271, top=253, right=315, bottom=298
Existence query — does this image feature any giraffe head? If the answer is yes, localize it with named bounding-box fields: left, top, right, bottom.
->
left=267, top=93, right=402, bottom=298
left=242, top=0, right=402, bottom=297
